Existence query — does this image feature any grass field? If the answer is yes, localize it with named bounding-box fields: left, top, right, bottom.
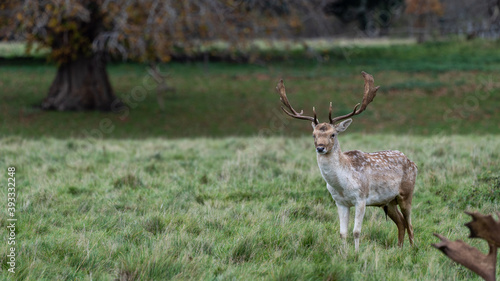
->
left=1, top=39, right=500, bottom=138
left=0, top=135, right=499, bottom=280
left=0, top=39, right=499, bottom=280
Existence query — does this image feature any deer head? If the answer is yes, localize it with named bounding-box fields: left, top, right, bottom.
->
left=276, top=71, right=380, bottom=154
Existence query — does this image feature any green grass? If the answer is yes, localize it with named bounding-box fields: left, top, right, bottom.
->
left=1, top=39, right=500, bottom=138
left=0, top=42, right=50, bottom=59
left=0, top=134, right=498, bottom=280
left=0, top=39, right=499, bottom=280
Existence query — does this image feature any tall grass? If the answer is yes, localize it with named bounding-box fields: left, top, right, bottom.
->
left=0, top=134, right=498, bottom=280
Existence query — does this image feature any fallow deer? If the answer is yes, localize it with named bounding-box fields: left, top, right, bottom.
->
left=276, top=72, right=417, bottom=251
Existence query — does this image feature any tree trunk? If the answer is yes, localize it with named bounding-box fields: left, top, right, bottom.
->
left=42, top=53, right=117, bottom=111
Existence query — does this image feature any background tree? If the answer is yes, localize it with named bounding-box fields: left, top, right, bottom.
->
left=2, top=0, right=325, bottom=111
left=323, top=0, right=405, bottom=36
left=405, top=0, right=444, bottom=42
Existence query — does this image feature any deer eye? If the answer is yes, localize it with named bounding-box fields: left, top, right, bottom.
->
left=331, top=134, right=336, bottom=138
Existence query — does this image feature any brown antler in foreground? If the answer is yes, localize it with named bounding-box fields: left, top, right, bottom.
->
left=432, top=212, right=500, bottom=281
left=465, top=211, right=500, bottom=247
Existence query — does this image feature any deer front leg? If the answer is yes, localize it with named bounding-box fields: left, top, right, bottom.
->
left=335, top=203, right=350, bottom=244
left=353, top=200, right=366, bottom=251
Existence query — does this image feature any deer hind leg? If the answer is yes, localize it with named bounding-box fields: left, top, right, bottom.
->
left=386, top=199, right=406, bottom=247
left=397, top=175, right=415, bottom=246
left=398, top=194, right=414, bottom=246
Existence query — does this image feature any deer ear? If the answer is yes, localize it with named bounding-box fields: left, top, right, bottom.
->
left=336, top=119, right=352, bottom=132
left=311, top=122, right=316, bottom=129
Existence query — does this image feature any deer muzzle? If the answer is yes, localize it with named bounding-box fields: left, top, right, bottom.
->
left=316, top=146, right=326, bottom=154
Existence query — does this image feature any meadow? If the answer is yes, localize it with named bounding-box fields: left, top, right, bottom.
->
left=0, top=39, right=499, bottom=280
left=0, top=135, right=499, bottom=280
left=1, top=39, right=500, bottom=138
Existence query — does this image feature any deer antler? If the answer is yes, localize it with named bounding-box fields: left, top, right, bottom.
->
left=329, top=71, right=380, bottom=124
left=432, top=212, right=500, bottom=281
left=276, top=79, right=318, bottom=125
left=433, top=234, right=497, bottom=281
left=465, top=211, right=500, bottom=247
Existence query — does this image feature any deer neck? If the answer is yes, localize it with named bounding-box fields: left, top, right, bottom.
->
left=316, top=138, right=350, bottom=187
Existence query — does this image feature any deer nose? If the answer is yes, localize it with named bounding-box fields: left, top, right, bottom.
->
left=316, top=147, right=325, bottom=153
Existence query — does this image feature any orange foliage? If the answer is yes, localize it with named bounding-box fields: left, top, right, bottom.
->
left=405, top=0, right=444, bottom=16
left=3, top=0, right=318, bottom=64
